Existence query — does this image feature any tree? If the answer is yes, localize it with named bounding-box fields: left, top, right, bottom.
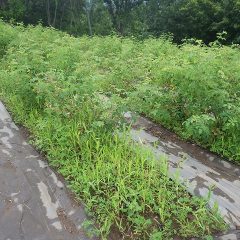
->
left=214, top=0, right=240, bottom=43
left=84, top=0, right=93, bottom=35
left=104, top=0, right=144, bottom=34
left=0, top=0, right=26, bottom=21
left=0, top=0, right=239, bottom=43
left=91, top=0, right=113, bottom=35
left=145, top=0, right=222, bottom=42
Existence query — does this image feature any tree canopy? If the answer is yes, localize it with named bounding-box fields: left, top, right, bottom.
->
left=0, top=0, right=239, bottom=43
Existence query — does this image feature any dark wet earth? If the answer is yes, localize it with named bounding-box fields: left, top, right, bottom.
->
left=0, top=102, right=96, bottom=240
left=124, top=112, right=240, bottom=240
left=1, top=101, right=240, bottom=240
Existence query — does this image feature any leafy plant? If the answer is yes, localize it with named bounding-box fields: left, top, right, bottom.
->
left=0, top=22, right=229, bottom=239
left=183, top=114, right=216, bottom=144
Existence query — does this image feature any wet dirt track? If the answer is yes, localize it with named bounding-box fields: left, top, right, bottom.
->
left=125, top=112, right=240, bottom=240
left=0, top=101, right=96, bottom=240
left=1, top=99, right=240, bottom=240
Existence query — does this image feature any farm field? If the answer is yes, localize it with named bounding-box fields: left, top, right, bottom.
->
left=1, top=21, right=239, bottom=239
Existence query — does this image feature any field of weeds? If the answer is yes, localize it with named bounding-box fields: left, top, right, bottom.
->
left=0, top=22, right=232, bottom=239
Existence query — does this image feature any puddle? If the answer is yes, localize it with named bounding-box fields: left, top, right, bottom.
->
left=50, top=172, right=64, bottom=189
left=2, top=149, right=11, bottom=156
left=37, top=181, right=60, bottom=220
left=38, top=160, right=47, bottom=168
left=0, top=126, right=14, bottom=149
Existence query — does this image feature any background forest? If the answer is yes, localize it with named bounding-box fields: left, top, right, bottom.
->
left=0, top=0, right=240, bottom=43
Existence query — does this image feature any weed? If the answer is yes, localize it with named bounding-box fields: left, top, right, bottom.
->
left=0, top=22, right=228, bottom=239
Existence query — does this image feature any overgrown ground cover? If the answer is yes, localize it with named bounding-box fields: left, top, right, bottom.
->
left=0, top=22, right=230, bottom=239
left=2, top=22, right=239, bottom=162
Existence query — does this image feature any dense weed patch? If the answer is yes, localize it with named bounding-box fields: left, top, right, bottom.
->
left=0, top=22, right=228, bottom=239
left=2, top=22, right=238, bottom=162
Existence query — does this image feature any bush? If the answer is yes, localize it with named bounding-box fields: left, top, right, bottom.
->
left=0, top=22, right=228, bottom=239
left=0, top=20, right=19, bottom=57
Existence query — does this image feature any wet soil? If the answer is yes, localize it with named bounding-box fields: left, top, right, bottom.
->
left=0, top=101, right=97, bottom=240
left=125, top=112, right=240, bottom=239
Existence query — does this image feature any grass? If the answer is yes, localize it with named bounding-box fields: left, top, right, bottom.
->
left=0, top=21, right=228, bottom=239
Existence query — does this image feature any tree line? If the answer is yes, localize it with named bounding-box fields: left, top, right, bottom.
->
left=0, top=0, right=240, bottom=43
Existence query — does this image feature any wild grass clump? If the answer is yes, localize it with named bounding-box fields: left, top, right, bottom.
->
left=0, top=22, right=227, bottom=239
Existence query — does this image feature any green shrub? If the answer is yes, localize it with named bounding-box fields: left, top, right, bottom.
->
left=0, top=22, right=229, bottom=239
left=0, top=20, right=19, bottom=57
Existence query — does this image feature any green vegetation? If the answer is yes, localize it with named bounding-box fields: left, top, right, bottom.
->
left=2, top=21, right=239, bottom=162
left=1, top=0, right=240, bottom=43
left=0, top=22, right=228, bottom=239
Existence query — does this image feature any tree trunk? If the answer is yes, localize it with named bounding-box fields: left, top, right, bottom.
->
left=46, top=0, right=51, bottom=26
left=69, top=0, right=74, bottom=30
left=0, top=0, right=7, bottom=8
left=60, top=2, right=66, bottom=29
left=52, top=0, right=58, bottom=27
left=86, top=10, right=93, bottom=36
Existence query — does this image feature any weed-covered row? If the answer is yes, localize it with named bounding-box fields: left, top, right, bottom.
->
left=0, top=22, right=227, bottom=239
left=2, top=22, right=240, bottom=162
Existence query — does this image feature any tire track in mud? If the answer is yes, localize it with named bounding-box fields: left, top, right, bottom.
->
left=124, top=112, right=240, bottom=240
left=0, top=101, right=97, bottom=240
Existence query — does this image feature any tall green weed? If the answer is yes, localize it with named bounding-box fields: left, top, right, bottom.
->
left=0, top=22, right=229, bottom=239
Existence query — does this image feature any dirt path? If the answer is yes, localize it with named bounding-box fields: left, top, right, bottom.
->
left=125, top=112, right=240, bottom=240
left=0, top=101, right=96, bottom=240
left=1, top=99, right=239, bottom=240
